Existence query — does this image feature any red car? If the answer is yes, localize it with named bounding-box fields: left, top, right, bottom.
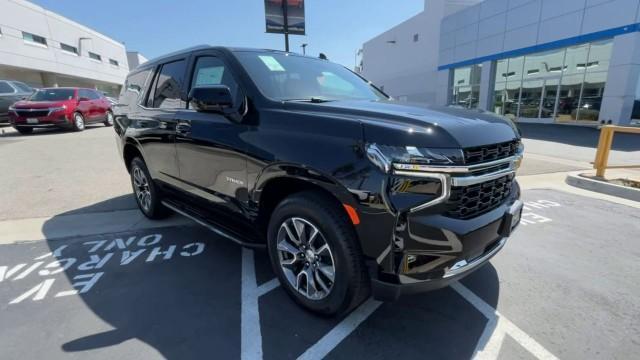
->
left=9, top=87, right=113, bottom=134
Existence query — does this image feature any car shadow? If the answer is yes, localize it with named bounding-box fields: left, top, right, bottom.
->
left=518, top=122, right=640, bottom=152
left=41, top=197, right=500, bottom=359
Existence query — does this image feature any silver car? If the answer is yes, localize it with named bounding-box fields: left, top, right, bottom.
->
left=0, top=80, right=34, bottom=126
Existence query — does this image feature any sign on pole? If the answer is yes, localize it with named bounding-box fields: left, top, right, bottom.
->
left=264, top=0, right=306, bottom=35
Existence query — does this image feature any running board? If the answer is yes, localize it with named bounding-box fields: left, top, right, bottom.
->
left=161, top=200, right=265, bottom=249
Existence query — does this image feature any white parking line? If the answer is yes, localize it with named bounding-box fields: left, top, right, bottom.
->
left=450, top=282, right=559, bottom=360
left=297, top=298, right=383, bottom=360
left=241, top=248, right=263, bottom=360
left=241, top=248, right=558, bottom=360
left=256, top=278, right=280, bottom=297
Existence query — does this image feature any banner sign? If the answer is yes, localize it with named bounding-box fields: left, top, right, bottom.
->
left=264, top=0, right=305, bottom=35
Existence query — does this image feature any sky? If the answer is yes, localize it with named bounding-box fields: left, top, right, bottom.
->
left=30, top=0, right=424, bottom=68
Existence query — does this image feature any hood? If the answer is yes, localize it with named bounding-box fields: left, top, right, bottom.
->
left=287, top=100, right=520, bottom=149
left=13, top=100, right=72, bottom=109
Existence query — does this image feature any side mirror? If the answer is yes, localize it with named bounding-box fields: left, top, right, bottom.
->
left=189, top=85, right=233, bottom=113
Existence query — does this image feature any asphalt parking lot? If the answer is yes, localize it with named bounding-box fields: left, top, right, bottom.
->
left=1, top=189, right=639, bottom=359
left=1, top=126, right=639, bottom=359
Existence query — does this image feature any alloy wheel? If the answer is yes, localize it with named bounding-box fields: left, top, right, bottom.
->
left=74, top=114, right=85, bottom=130
left=132, top=166, right=152, bottom=212
left=276, top=217, right=336, bottom=300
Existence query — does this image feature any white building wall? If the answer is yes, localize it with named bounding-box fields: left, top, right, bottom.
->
left=0, top=0, right=129, bottom=91
left=361, top=0, right=481, bottom=103
left=127, top=51, right=148, bottom=71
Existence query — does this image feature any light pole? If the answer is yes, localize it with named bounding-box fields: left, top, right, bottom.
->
left=282, top=0, right=290, bottom=52
left=354, top=48, right=363, bottom=72
left=301, top=43, right=308, bottom=55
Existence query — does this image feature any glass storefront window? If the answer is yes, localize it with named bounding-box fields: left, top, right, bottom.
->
left=489, top=39, right=613, bottom=123
left=450, top=64, right=482, bottom=109
left=557, top=74, right=583, bottom=122
left=504, top=81, right=521, bottom=119
left=523, top=49, right=565, bottom=79
left=564, top=44, right=589, bottom=75
left=585, top=40, right=613, bottom=73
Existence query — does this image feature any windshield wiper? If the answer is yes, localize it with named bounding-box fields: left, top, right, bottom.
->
left=282, top=97, right=335, bottom=103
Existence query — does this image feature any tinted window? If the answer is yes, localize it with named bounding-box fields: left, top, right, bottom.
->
left=0, top=81, right=14, bottom=94
left=234, top=52, right=386, bottom=101
left=30, top=89, right=75, bottom=101
left=78, top=89, right=92, bottom=100
left=11, top=82, right=32, bottom=93
left=120, top=68, right=152, bottom=106
left=88, top=90, right=102, bottom=100
left=190, top=56, right=239, bottom=104
left=150, top=60, right=187, bottom=109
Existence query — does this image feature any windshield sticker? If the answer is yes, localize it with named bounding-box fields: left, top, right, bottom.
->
left=258, top=55, right=285, bottom=72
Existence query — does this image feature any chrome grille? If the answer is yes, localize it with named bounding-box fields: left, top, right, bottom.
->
left=464, top=140, right=520, bottom=165
left=446, top=173, right=514, bottom=219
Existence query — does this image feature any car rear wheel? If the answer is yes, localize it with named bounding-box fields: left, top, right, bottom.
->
left=72, top=112, right=85, bottom=132
left=104, top=111, right=114, bottom=127
left=16, top=127, right=33, bottom=135
left=267, top=191, right=369, bottom=316
left=130, top=157, right=171, bottom=219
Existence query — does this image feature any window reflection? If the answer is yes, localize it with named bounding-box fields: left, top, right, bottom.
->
left=450, top=64, right=482, bottom=109
left=489, top=39, right=612, bottom=123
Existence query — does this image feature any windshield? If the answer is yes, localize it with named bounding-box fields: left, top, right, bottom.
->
left=234, top=52, right=387, bottom=102
left=30, top=88, right=75, bottom=101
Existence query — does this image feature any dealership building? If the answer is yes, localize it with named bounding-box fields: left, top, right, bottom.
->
left=0, top=0, right=137, bottom=96
left=362, top=0, right=640, bottom=125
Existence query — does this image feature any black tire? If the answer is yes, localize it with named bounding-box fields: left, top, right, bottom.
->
left=104, top=110, right=114, bottom=127
left=130, top=157, right=171, bottom=219
left=267, top=191, right=369, bottom=316
left=16, top=127, right=33, bottom=135
left=72, top=112, right=85, bottom=132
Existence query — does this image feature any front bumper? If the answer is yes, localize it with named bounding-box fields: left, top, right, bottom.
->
left=365, top=152, right=523, bottom=301
left=10, top=112, right=71, bottom=128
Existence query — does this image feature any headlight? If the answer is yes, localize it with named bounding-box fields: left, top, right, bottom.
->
left=49, top=105, right=67, bottom=112
left=8, top=105, right=16, bottom=112
left=366, top=143, right=463, bottom=172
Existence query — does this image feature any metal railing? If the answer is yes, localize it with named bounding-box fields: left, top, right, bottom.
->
left=593, top=125, right=640, bottom=177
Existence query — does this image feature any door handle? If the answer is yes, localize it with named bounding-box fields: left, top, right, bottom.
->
left=176, top=123, right=191, bottom=135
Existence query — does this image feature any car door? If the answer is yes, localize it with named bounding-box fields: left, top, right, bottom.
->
left=76, top=89, right=93, bottom=119
left=90, top=90, right=108, bottom=120
left=134, top=59, right=187, bottom=187
left=174, top=51, right=249, bottom=217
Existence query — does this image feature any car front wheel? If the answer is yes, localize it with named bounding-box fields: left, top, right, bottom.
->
left=267, top=191, right=369, bottom=316
left=72, top=112, right=85, bottom=132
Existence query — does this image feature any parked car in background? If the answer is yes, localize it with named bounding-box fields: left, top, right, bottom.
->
left=9, top=87, right=113, bottom=134
left=115, top=46, right=523, bottom=316
left=0, top=80, right=34, bottom=126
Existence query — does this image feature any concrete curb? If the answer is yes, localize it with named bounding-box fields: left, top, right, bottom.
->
left=565, top=172, right=640, bottom=202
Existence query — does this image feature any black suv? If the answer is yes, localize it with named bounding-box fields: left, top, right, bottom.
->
left=114, top=46, right=523, bottom=315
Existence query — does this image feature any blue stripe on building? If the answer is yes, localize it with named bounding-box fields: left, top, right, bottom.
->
left=438, top=23, right=640, bottom=71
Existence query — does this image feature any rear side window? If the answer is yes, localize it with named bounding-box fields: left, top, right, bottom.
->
left=122, top=69, right=151, bottom=99
left=0, top=81, right=14, bottom=94
left=11, top=82, right=32, bottom=93
left=79, top=89, right=92, bottom=100
left=89, top=90, right=102, bottom=100
left=148, top=59, right=187, bottom=109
